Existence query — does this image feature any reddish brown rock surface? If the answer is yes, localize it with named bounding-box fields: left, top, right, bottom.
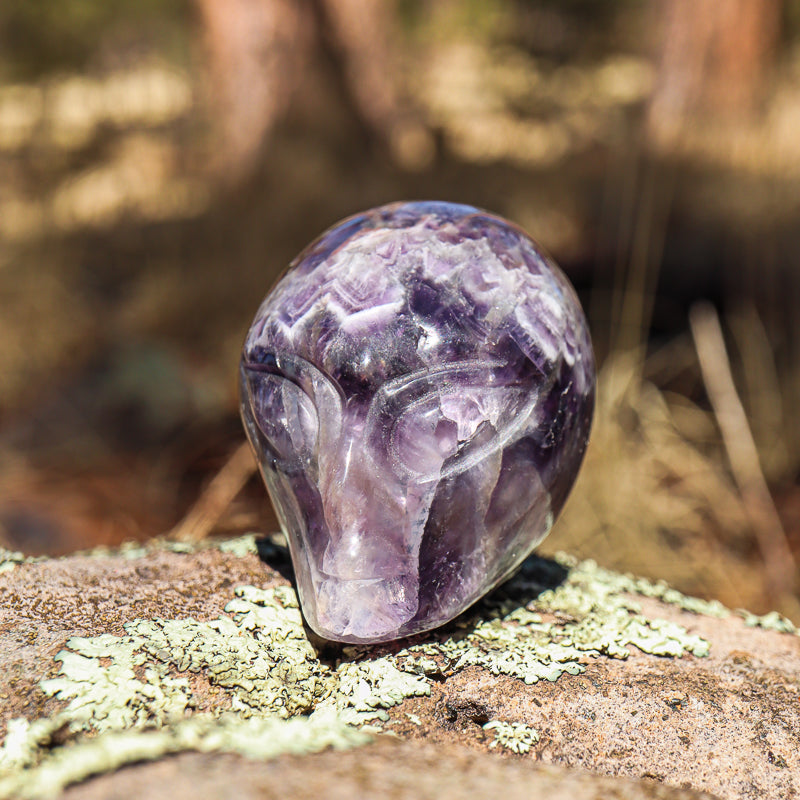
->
left=0, top=545, right=798, bottom=800
left=62, top=740, right=716, bottom=800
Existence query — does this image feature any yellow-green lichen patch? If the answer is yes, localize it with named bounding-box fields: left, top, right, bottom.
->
left=0, top=547, right=39, bottom=573
left=398, top=557, right=711, bottom=686
left=79, top=533, right=262, bottom=560
left=323, top=660, right=431, bottom=724
left=624, top=577, right=730, bottom=618
left=40, top=635, right=192, bottom=732
left=483, top=720, right=540, bottom=754
left=537, top=559, right=711, bottom=658
left=35, top=584, right=432, bottom=736
left=215, top=534, right=260, bottom=558
left=0, top=716, right=70, bottom=773
left=737, top=609, right=797, bottom=634
left=0, top=584, right=429, bottom=798
left=0, top=711, right=371, bottom=800
left=129, top=586, right=329, bottom=717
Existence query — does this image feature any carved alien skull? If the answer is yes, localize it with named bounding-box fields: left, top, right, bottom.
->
left=241, top=202, right=595, bottom=643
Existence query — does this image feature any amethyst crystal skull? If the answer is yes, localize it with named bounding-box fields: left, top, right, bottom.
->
left=240, top=201, right=594, bottom=643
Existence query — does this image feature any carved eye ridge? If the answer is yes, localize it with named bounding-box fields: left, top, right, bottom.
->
left=243, top=351, right=558, bottom=484
left=241, top=352, right=345, bottom=473
left=365, top=360, right=557, bottom=483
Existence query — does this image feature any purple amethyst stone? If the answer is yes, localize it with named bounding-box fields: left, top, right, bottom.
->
left=240, top=201, right=595, bottom=643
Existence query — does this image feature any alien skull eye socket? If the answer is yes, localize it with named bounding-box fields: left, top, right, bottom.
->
left=242, top=353, right=345, bottom=472
left=246, top=372, right=319, bottom=469
left=364, top=361, right=547, bottom=483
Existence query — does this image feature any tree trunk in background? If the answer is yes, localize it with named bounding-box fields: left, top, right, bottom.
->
left=646, top=0, right=783, bottom=147
left=316, top=0, right=404, bottom=147
left=194, top=0, right=313, bottom=182
left=194, top=0, right=426, bottom=184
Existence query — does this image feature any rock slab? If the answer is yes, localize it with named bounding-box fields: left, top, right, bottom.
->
left=0, top=539, right=797, bottom=800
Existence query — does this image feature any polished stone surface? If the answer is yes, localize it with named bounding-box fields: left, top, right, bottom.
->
left=241, top=202, right=595, bottom=643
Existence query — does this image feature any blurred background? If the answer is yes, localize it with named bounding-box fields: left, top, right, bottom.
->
left=1, top=0, right=799, bottom=620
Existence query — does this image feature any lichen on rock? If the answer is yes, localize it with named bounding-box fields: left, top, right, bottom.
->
left=0, top=712, right=371, bottom=800
left=483, top=720, right=540, bottom=754
left=736, top=608, right=797, bottom=634
left=129, top=586, right=329, bottom=717
left=324, top=659, right=431, bottom=723
left=0, top=547, right=38, bottom=573
left=4, top=537, right=781, bottom=799
left=40, top=634, right=192, bottom=732
left=397, top=555, right=712, bottom=686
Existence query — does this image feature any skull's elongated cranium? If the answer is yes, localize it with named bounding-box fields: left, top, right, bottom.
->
left=241, top=202, right=595, bottom=643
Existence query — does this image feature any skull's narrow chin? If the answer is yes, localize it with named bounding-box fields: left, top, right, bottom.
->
left=309, top=573, right=419, bottom=643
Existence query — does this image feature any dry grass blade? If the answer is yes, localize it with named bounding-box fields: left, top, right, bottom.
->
left=728, top=304, right=793, bottom=483
left=552, top=351, right=754, bottom=612
left=169, top=442, right=256, bottom=543
left=689, top=302, right=797, bottom=601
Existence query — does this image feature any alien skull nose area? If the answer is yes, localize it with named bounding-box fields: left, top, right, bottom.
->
left=241, top=201, right=595, bottom=643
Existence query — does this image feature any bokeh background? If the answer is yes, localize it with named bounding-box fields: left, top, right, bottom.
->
left=1, top=0, right=799, bottom=620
